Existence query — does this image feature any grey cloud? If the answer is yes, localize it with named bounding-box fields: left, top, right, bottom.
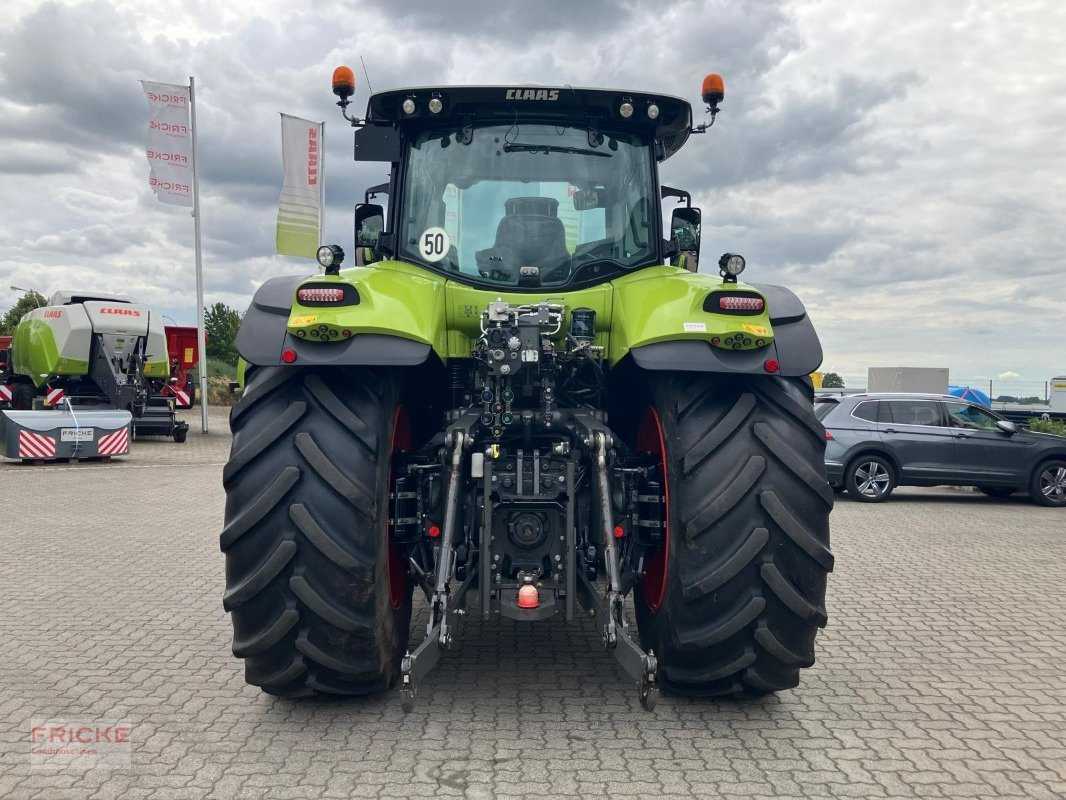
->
left=348, top=0, right=640, bottom=39
left=0, top=1, right=181, bottom=154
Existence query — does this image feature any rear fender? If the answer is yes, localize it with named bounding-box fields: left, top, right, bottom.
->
left=616, top=270, right=822, bottom=377
left=236, top=262, right=446, bottom=367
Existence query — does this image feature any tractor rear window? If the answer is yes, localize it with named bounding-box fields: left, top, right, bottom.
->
left=399, top=123, right=655, bottom=287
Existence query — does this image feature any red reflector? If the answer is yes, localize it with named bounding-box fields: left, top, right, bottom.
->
left=763, top=358, right=779, bottom=373
left=517, top=585, right=539, bottom=609
left=613, top=525, right=625, bottom=539
left=298, top=287, right=345, bottom=303
left=281, top=349, right=297, bottom=363
left=427, top=524, right=441, bottom=538
left=719, top=295, right=764, bottom=312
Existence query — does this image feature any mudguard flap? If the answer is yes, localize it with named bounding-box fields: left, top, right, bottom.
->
left=631, top=283, right=822, bottom=377
left=237, top=275, right=431, bottom=367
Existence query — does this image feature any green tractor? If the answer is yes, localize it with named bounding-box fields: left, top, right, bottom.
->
left=221, top=69, right=833, bottom=710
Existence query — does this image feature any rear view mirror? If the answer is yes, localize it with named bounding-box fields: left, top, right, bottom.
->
left=354, top=203, right=385, bottom=264
left=996, top=420, right=1017, bottom=435
left=572, top=188, right=606, bottom=211
left=670, top=206, right=701, bottom=271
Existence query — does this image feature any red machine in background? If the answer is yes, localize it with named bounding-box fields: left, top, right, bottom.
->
left=153, top=326, right=202, bottom=409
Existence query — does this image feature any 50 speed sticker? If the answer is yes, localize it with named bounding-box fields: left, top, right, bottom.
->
left=419, top=227, right=451, bottom=262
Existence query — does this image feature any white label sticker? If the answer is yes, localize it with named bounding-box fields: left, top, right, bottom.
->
left=61, top=428, right=94, bottom=442
left=683, top=322, right=707, bottom=333
left=418, top=227, right=450, bottom=263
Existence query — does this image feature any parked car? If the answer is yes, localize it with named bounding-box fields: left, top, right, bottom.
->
left=816, top=393, right=1066, bottom=506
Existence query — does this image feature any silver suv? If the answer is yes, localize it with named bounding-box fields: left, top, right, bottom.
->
left=816, top=393, right=1066, bottom=506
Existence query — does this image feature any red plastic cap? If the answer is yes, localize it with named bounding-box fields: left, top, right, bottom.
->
left=427, top=524, right=441, bottom=538
left=701, top=73, right=725, bottom=105
left=281, top=349, right=298, bottom=364
left=763, top=358, right=779, bottom=373
left=517, top=585, right=539, bottom=609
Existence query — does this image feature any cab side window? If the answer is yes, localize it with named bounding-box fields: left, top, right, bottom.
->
left=944, top=402, right=1000, bottom=431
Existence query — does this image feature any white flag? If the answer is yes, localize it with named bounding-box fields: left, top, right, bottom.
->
left=276, top=114, right=324, bottom=259
left=140, top=81, right=193, bottom=207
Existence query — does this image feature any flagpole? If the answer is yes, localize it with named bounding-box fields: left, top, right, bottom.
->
left=190, top=75, right=208, bottom=434
left=319, top=120, right=325, bottom=248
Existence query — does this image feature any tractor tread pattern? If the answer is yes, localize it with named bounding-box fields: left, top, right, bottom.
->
left=288, top=503, right=370, bottom=571
left=294, top=431, right=375, bottom=512
left=221, top=366, right=411, bottom=698
left=303, top=374, right=378, bottom=455
left=683, top=455, right=766, bottom=538
left=681, top=527, right=769, bottom=602
left=760, top=559, right=828, bottom=626
left=223, top=401, right=306, bottom=486
left=219, top=467, right=300, bottom=550
left=289, top=574, right=371, bottom=632
left=222, top=539, right=297, bottom=611
left=634, top=374, right=832, bottom=698
left=232, top=607, right=299, bottom=658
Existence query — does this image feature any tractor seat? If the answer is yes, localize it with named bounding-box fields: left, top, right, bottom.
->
left=492, top=197, right=570, bottom=277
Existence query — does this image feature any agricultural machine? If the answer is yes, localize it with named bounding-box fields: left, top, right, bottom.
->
left=1, top=291, right=189, bottom=442
left=221, top=70, right=833, bottom=710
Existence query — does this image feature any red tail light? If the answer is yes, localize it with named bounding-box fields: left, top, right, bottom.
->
left=298, top=287, right=345, bottom=303
left=719, top=295, right=764, bottom=312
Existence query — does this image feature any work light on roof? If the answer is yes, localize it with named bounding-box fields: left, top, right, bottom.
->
left=619, top=101, right=634, bottom=118
left=402, top=98, right=416, bottom=115
left=428, top=97, right=443, bottom=114
left=647, top=103, right=660, bottom=120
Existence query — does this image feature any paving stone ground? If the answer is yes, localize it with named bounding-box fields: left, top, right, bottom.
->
left=1, top=408, right=1064, bottom=799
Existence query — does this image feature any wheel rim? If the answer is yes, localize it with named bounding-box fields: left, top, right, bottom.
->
left=855, top=461, right=890, bottom=497
left=636, top=407, right=670, bottom=612
left=1040, top=465, right=1066, bottom=502
left=387, top=406, right=412, bottom=610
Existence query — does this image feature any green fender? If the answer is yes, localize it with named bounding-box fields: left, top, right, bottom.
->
left=237, top=260, right=820, bottom=376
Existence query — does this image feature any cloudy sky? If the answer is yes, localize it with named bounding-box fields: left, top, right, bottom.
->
left=1, top=0, right=1063, bottom=383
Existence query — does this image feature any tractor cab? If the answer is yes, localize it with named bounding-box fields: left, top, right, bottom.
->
left=331, top=79, right=718, bottom=289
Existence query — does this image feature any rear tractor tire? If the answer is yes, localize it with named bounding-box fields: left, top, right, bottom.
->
left=633, top=373, right=834, bottom=697
left=220, top=365, right=413, bottom=697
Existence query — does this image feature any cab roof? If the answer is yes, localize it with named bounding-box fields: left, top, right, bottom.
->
left=365, top=85, right=694, bottom=161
